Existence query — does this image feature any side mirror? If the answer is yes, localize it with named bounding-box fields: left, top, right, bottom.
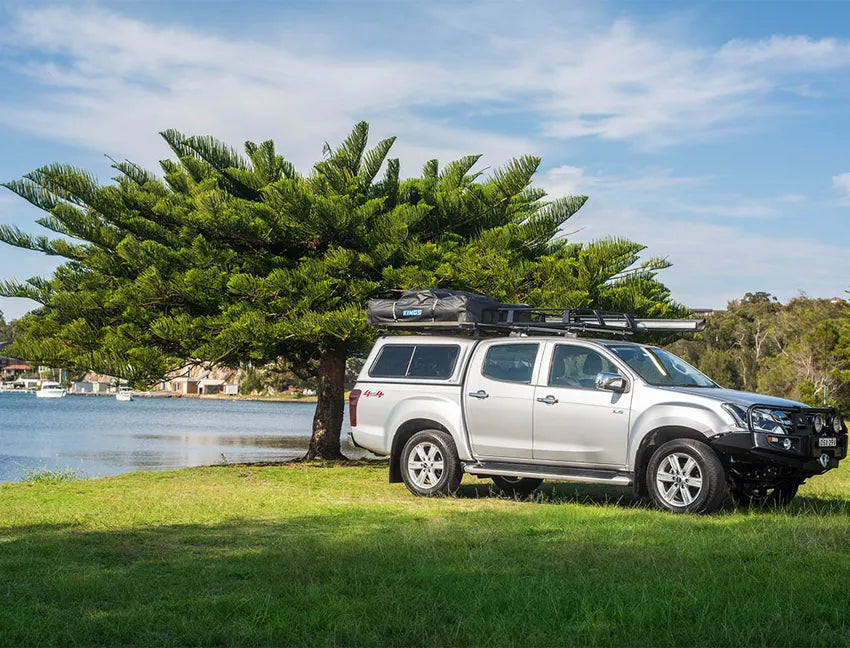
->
left=595, top=372, right=627, bottom=393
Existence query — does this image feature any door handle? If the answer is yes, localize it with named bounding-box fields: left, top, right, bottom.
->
left=536, top=395, right=558, bottom=405
left=468, top=389, right=489, bottom=399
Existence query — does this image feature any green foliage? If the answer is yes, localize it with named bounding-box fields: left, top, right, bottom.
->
left=21, top=467, right=84, bottom=484
left=0, top=122, right=686, bottom=456
left=0, top=310, right=13, bottom=342
left=238, top=366, right=263, bottom=395
left=237, top=360, right=318, bottom=395
left=671, top=295, right=850, bottom=411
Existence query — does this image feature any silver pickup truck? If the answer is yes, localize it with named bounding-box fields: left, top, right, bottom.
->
left=349, top=329, right=847, bottom=514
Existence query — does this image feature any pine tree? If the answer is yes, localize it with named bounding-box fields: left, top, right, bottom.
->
left=0, top=122, right=685, bottom=458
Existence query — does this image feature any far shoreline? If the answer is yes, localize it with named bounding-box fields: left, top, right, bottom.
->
left=61, top=391, right=320, bottom=403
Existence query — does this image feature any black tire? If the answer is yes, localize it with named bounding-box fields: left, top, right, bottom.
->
left=646, top=439, right=727, bottom=514
left=400, top=429, right=462, bottom=497
left=731, top=480, right=801, bottom=510
left=490, top=475, right=543, bottom=497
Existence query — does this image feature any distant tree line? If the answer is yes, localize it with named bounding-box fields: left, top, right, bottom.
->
left=667, top=292, right=850, bottom=411
left=0, top=310, right=13, bottom=343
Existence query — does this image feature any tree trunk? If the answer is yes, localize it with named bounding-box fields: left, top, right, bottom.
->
left=304, top=347, right=347, bottom=460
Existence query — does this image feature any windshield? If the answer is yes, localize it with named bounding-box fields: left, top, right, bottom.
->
left=607, top=345, right=716, bottom=388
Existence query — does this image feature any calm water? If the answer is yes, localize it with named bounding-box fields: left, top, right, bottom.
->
left=0, top=393, right=357, bottom=482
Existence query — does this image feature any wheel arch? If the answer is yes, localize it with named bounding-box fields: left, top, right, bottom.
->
left=389, top=419, right=451, bottom=483
left=633, top=426, right=709, bottom=498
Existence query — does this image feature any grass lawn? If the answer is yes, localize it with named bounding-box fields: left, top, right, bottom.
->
left=1, top=461, right=849, bottom=647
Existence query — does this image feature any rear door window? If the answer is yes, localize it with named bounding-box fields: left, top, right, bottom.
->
left=481, top=343, right=539, bottom=383
left=369, top=344, right=459, bottom=379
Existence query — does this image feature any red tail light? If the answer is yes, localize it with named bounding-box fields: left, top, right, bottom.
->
left=349, top=389, right=362, bottom=427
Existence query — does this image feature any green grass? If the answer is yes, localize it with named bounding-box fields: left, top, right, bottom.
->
left=20, top=467, right=85, bottom=484
left=1, top=461, right=849, bottom=647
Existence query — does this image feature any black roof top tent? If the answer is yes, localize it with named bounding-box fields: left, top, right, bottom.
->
left=367, top=289, right=705, bottom=337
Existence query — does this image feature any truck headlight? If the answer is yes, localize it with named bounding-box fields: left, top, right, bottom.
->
left=833, top=416, right=844, bottom=433
left=813, top=415, right=825, bottom=434
left=722, top=403, right=788, bottom=434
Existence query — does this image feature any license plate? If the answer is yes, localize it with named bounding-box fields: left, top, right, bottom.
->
left=818, top=437, right=837, bottom=448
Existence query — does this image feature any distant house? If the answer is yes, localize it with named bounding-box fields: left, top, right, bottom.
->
left=161, top=363, right=239, bottom=395
left=168, top=377, right=200, bottom=395
left=829, top=297, right=845, bottom=305
left=691, top=308, right=721, bottom=318
left=12, top=378, right=40, bottom=390
left=198, top=378, right=225, bottom=395
left=2, top=363, right=31, bottom=381
left=0, top=342, right=31, bottom=381
left=71, top=381, right=112, bottom=394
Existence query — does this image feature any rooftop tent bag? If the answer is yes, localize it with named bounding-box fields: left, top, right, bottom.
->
left=367, top=289, right=522, bottom=324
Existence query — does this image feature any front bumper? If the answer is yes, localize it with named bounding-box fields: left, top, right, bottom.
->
left=712, top=429, right=847, bottom=475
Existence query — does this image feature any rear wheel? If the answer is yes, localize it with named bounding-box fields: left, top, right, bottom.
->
left=647, top=439, right=727, bottom=514
left=490, top=475, right=543, bottom=497
left=400, top=430, right=462, bottom=497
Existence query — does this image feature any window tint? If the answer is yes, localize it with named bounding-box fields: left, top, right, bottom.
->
left=549, top=345, right=616, bottom=388
left=482, top=344, right=539, bottom=383
left=369, top=344, right=459, bottom=379
left=407, top=345, right=459, bottom=378
left=370, top=345, right=414, bottom=377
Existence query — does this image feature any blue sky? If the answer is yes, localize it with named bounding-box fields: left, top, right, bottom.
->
left=1, top=0, right=849, bottom=320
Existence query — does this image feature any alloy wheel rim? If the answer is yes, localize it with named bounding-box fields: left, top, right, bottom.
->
left=407, top=442, right=444, bottom=489
left=656, top=452, right=703, bottom=507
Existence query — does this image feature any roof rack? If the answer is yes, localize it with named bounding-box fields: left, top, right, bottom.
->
left=373, top=306, right=705, bottom=337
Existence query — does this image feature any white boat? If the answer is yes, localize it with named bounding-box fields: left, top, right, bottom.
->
left=116, top=386, right=134, bottom=402
left=35, top=381, right=67, bottom=398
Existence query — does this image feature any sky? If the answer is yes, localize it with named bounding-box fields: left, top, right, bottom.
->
left=1, top=0, right=849, bottom=320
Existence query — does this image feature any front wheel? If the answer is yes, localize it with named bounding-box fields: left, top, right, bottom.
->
left=647, top=439, right=727, bottom=514
left=490, top=475, right=543, bottom=497
left=400, top=430, right=462, bottom=497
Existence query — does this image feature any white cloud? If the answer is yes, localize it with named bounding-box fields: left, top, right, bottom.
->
left=539, top=166, right=705, bottom=199
left=718, top=35, right=850, bottom=69
left=563, top=201, right=846, bottom=308
left=0, top=6, right=533, bottom=172
left=1, top=4, right=849, bottom=314
left=831, top=172, right=850, bottom=206
left=833, top=172, right=850, bottom=194
left=535, top=167, right=839, bottom=308
left=2, top=4, right=850, bottom=163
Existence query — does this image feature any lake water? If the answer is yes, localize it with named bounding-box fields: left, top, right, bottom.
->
left=0, top=392, right=358, bottom=482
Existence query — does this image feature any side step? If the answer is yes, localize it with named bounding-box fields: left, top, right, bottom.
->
left=464, top=461, right=633, bottom=486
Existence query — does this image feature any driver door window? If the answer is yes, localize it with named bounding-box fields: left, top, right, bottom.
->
left=549, top=345, right=616, bottom=388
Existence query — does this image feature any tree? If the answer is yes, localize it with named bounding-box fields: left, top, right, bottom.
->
left=670, top=295, right=850, bottom=411
left=0, top=310, right=12, bottom=342
left=0, top=122, right=686, bottom=458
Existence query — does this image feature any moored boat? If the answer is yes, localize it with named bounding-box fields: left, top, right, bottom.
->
left=35, top=381, right=67, bottom=398
left=116, top=386, right=134, bottom=402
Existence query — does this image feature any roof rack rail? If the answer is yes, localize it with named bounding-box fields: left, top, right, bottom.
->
left=367, top=290, right=704, bottom=336
left=371, top=304, right=704, bottom=337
